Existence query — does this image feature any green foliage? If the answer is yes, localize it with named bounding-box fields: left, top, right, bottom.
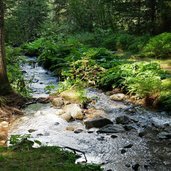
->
left=45, top=84, right=56, bottom=94
left=158, top=78, right=171, bottom=111
left=9, top=134, right=31, bottom=146
left=5, top=0, right=48, bottom=44
left=6, top=46, right=30, bottom=97
left=22, top=38, right=45, bottom=56
left=100, top=62, right=164, bottom=98
left=102, top=33, right=150, bottom=52
left=143, top=33, right=171, bottom=58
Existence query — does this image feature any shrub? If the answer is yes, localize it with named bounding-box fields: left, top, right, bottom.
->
left=143, top=32, right=171, bottom=58
left=158, top=78, right=171, bottom=111
left=6, top=46, right=30, bottom=96
left=62, top=58, right=105, bottom=86
left=100, top=62, right=165, bottom=98
left=22, top=38, right=45, bottom=56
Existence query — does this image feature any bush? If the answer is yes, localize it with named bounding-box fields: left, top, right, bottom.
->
left=158, top=78, right=171, bottom=111
left=62, top=58, right=105, bottom=86
left=102, top=33, right=150, bottom=53
left=22, top=38, right=45, bottom=56
left=143, top=32, right=171, bottom=58
left=6, top=46, right=30, bottom=96
left=100, top=62, right=165, bottom=98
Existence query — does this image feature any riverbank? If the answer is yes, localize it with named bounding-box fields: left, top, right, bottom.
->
left=0, top=92, right=27, bottom=146
left=0, top=142, right=101, bottom=171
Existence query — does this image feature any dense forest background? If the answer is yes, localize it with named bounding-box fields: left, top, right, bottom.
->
left=5, top=0, right=171, bottom=44
left=2, top=0, right=171, bottom=111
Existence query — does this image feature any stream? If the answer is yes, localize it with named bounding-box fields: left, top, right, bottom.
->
left=9, top=57, right=171, bottom=171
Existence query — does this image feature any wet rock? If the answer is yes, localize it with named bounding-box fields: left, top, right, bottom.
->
left=84, top=108, right=107, bottom=120
left=22, top=70, right=27, bottom=74
left=97, top=124, right=125, bottom=134
left=144, top=164, right=149, bottom=169
left=125, top=107, right=136, bottom=114
left=87, top=130, right=94, bottom=134
left=66, top=126, right=75, bottom=131
left=0, top=121, right=9, bottom=128
left=56, top=109, right=64, bottom=116
left=115, top=115, right=132, bottom=125
left=28, top=129, right=37, bottom=133
left=125, top=164, right=131, bottom=168
left=54, top=122, right=60, bottom=126
left=97, top=136, right=105, bottom=141
left=124, top=125, right=135, bottom=131
left=111, top=135, right=118, bottom=139
left=33, top=79, right=39, bottom=83
left=51, top=97, right=64, bottom=108
left=121, top=149, right=127, bottom=154
left=124, top=144, right=133, bottom=149
left=60, top=89, right=81, bottom=104
left=74, top=129, right=83, bottom=134
left=64, top=104, right=83, bottom=120
left=61, top=113, right=72, bottom=122
left=157, top=132, right=171, bottom=139
left=132, top=163, right=140, bottom=171
left=110, top=93, right=125, bottom=101
left=84, top=117, right=113, bottom=129
left=138, top=131, right=146, bottom=138
left=36, top=97, right=50, bottom=104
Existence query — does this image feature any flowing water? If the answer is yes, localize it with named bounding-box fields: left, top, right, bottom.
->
left=9, top=57, right=171, bottom=171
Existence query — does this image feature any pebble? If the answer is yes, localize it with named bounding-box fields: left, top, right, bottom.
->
left=74, top=129, right=83, bottom=134
left=28, top=129, right=37, bottom=133
left=121, top=149, right=127, bottom=154
left=132, top=163, right=140, bottom=171
left=124, top=144, right=133, bottom=149
left=111, top=135, right=118, bottom=139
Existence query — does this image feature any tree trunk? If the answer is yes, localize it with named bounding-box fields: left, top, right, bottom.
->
left=0, top=0, right=11, bottom=95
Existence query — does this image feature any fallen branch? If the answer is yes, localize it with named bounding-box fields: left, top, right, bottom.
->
left=62, top=146, right=87, bottom=163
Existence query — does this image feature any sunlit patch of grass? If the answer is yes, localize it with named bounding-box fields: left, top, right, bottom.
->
left=0, top=146, right=102, bottom=171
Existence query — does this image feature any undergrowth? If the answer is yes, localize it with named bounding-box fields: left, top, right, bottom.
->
left=21, top=31, right=171, bottom=111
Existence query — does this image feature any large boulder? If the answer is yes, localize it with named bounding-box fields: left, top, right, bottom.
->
left=51, top=97, right=64, bottom=108
left=60, top=113, right=72, bottom=122
left=60, top=89, right=82, bottom=104
left=97, top=124, right=125, bottom=134
left=63, top=104, right=84, bottom=120
left=110, top=93, right=125, bottom=101
left=84, top=117, right=113, bottom=129
left=84, top=108, right=107, bottom=120
left=56, top=109, right=64, bottom=116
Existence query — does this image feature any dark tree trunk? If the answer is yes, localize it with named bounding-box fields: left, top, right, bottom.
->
left=0, top=0, right=11, bottom=95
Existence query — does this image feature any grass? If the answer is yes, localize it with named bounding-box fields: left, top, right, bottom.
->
left=0, top=143, right=101, bottom=171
